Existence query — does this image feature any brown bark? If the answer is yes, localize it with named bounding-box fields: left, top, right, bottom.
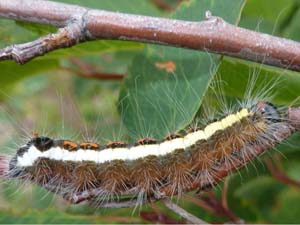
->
left=0, top=0, right=299, bottom=71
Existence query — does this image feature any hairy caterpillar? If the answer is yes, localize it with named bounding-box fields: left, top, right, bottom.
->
left=0, top=89, right=296, bottom=208
left=0, top=50, right=298, bottom=209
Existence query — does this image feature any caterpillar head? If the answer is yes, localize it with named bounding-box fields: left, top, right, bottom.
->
left=252, top=101, right=281, bottom=123
left=8, top=136, right=54, bottom=178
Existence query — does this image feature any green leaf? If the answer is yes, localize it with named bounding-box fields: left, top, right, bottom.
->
left=234, top=176, right=284, bottom=215
left=119, top=0, right=246, bottom=139
left=0, top=208, right=142, bottom=224
left=274, top=133, right=300, bottom=155
left=0, top=60, right=59, bottom=92
left=0, top=40, right=141, bottom=91
left=232, top=176, right=288, bottom=222
left=218, top=57, right=300, bottom=105
left=269, top=188, right=300, bottom=223
left=225, top=162, right=272, bottom=222
left=283, top=8, right=300, bottom=40
left=239, top=0, right=296, bottom=35
left=0, top=0, right=157, bottom=91
left=0, top=19, right=48, bottom=48
left=45, top=41, right=143, bottom=59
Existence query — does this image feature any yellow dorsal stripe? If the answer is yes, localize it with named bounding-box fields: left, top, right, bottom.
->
left=185, top=108, right=250, bottom=144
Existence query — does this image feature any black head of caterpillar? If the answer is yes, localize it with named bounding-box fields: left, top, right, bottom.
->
left=8, top=136, right=54, bottom=178
left=2, top=101, right=292, bottom=207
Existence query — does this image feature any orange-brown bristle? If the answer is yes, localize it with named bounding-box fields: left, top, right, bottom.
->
left=164, top=133, right=182, bottom=140
left=52, top=161, right=72, bottom=184
left=105, top=141, right=127, bottom=148
left=32, top=131, right=39, bottom=138
left=97, top=160, right=129, bottom=194
left=187, top=127, right=200, bottom=133
left=162, top=149, right=194, bottom=195
left=62, top=141, right=78, bottom=151
left=135, top=138, right=157, bottom=145
left=130, top=155, right=162, bottom=196
left=72, top=162, right=99, bottom=191
left=79, top=142, right=100, bottom=150
left=29, top=158, right=54, bottom=185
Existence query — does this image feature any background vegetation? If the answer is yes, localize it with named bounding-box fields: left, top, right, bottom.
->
left=0, top=0, right=300, bottom=223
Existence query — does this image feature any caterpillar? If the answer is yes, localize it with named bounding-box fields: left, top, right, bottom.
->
left=0, top=95, right=296, bottom=208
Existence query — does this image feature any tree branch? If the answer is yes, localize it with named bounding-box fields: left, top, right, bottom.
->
left=0, top=0, right=299, bottom=71
left=0, top=155, right=8, bottom=178
left=151, top=0, right=180, bottom=12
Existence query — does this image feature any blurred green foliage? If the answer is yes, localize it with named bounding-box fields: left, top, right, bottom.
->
left=0, top=0, right=300, bottom=224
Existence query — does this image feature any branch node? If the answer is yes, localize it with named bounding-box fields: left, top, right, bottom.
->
left=204, top=10, right=225, bottom=27
left=205, top=10, right=212, bottom=20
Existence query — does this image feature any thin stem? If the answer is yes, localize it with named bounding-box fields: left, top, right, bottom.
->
left=151, top=0, right=177, bottom=12
left=63, top=57, right=125, bottom=80
left=265, top=155, right=300, bottom=188
left=61, top=67, right=124, bottom=80
left=183, top=195, right=216, bottom=213
left=162, top=198, right=209, bottom=224
left=221, top=177, right=230, bottom=212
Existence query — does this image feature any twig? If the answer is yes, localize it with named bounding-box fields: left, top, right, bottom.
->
left=151, top=0, right=178, bottom=12
left=183, top=195, right=216, bottom=213
left=206, top=191, right=241, bottom=223
left=140, top=203, right=184, bottom=224
left=162, top=198, right=209, bottom=224
left=221, top=177, right=230, bottom=211
left=265, top=155, right=300, bottom=188
left=0, top=0, right=299, bottom=71
left=93, top=199, right=144, bottom=209
left=0, top=22, right=85, bottom=64
left=62, top=57, right=125, bottom=80
left=61, top=187, right=157, bottom=208
left=61, top=67, right=124, bottom=80
left=185, top=191, right=241, bottom=223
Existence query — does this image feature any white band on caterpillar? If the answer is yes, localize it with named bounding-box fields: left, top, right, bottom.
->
left=16, top=108, right=250, bottom=167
